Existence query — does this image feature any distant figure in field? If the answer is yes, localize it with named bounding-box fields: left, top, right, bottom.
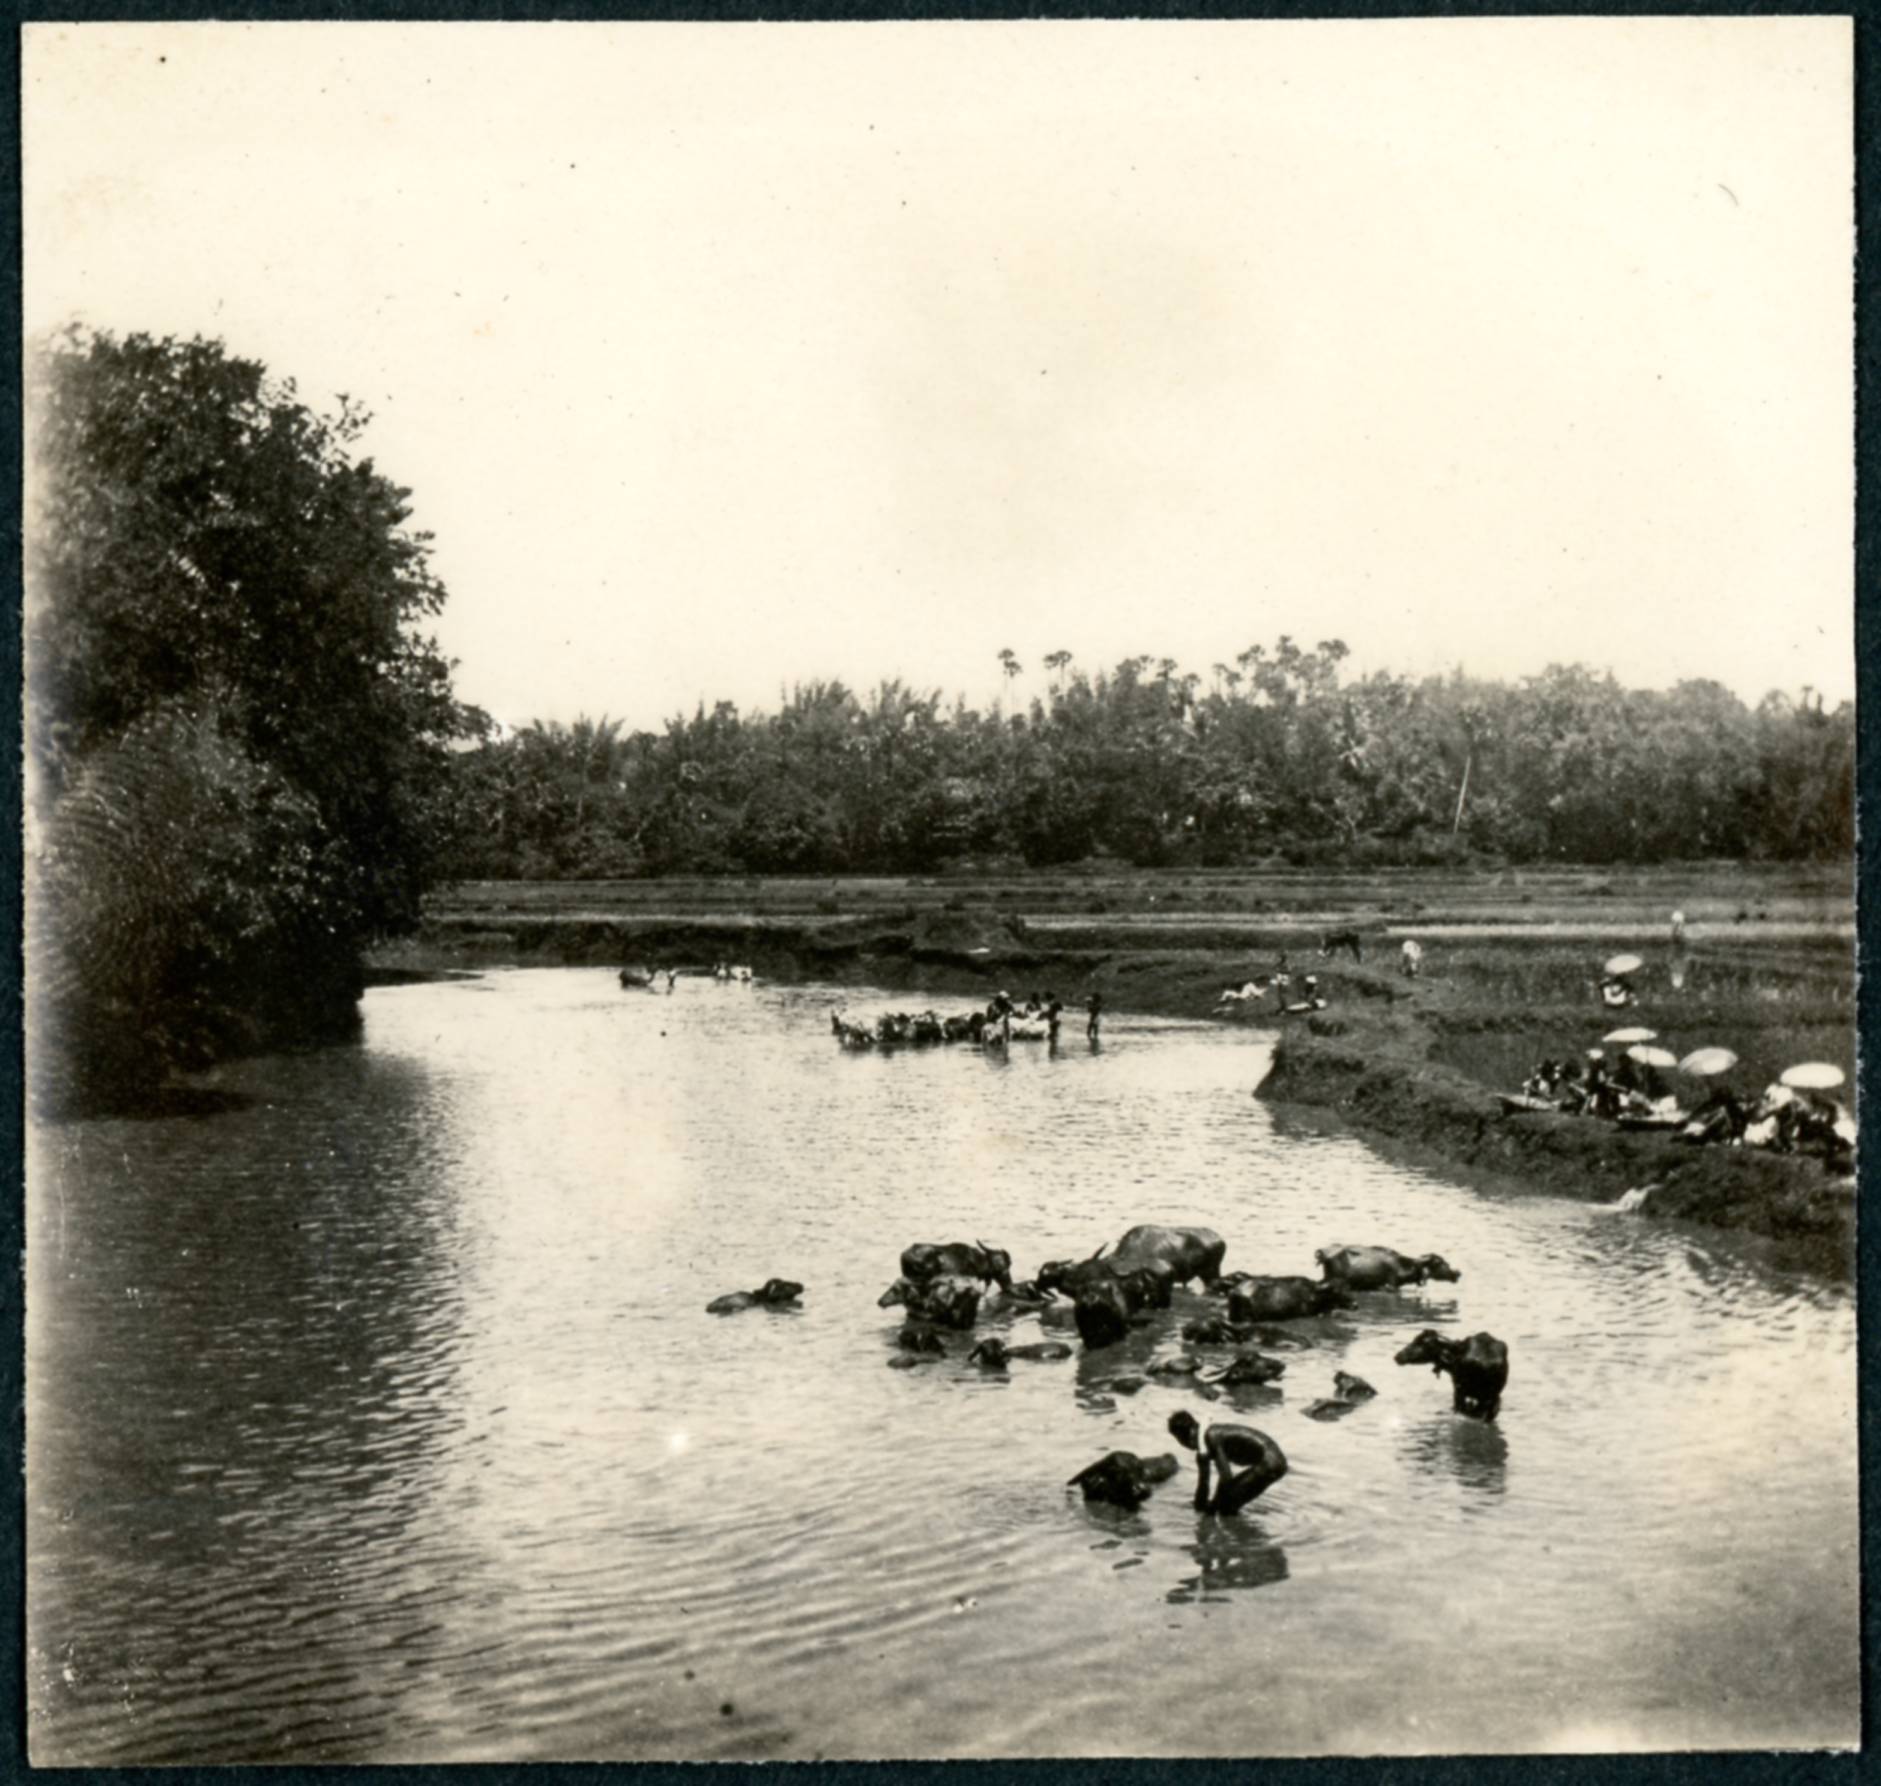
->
left=1400, top=938, right=1423, bottom=979
left=1086, top=990, right=1103, bottom=1041
left=1670, top=909, right=1687, bottom=945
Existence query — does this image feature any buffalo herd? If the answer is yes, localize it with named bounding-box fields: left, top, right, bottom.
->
left=708, top=1226, right=1511, bottom=1520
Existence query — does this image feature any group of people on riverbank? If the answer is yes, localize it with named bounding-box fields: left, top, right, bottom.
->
left=1506, top=947, right=1855, bottom=1172
left=1518, top=1048, right=1853, bottom=1168
left=1217, top=955, right=1329, bottom=1017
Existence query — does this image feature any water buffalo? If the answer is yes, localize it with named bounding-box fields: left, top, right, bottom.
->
left=1243, top=1324, right=1317, bottom=1351
left=1181, top=1316, right=1251, bottom=1347
left=996, top=1278, right=1056, bottom=1308
left=1316, top=1245, right=1461, bottom=1291
left=1168, top=1410, right=1289, bottom=1514
left=1303, top=1369, right=1377, bottom=1420
left=1206, top=1270, right=1257, bottom=1297
left=1067, top=1449, right=1180, bottom=1509
left=1147, top=1354, right=1204, bottom=1377
left=878, top=1273, right=982, bottom=1330
left=1073, top=1277, right=1134, bottom=1350
left=1038, top=1243, right=1178, bottom=1309
left=900, top=1241, right=1014, bottom=1292
left=1208, top=1350, right=1287, bottom=1388
left=966, top=1337, right=1073, bottom=1370
left=897, top=1323, right=946, bottom=1355
left=1045, top=1249, right=1173, bottom=1317
left=1109, top=1224, right=1228, bottom=1289
left=1226, top=1277, right=1354, bottom=1324
left=706, top=1278, right=804, bottom=1315
left=1320, top=928, right=1365, bottom=964
left=1395, top=1329, right=1509, bottom=1421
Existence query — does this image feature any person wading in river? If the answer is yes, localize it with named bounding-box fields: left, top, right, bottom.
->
left=1168, top=1410, right=1289, bottom=1515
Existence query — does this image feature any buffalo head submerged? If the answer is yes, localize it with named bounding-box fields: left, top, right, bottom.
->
left=1415, top=1254, right=1462, bottom=1284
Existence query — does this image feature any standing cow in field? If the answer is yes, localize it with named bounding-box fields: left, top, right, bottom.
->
left=1320, top=929, right=1365, bottom=964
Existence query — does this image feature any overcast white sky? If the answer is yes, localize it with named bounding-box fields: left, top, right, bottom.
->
left=24, top=19, right=1855, bottom=731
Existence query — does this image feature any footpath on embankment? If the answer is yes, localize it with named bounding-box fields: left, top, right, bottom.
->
left=370, top=904, right=1855, bottom=1279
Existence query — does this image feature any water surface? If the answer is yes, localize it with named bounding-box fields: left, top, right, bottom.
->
left=28, top=969, right=1858, bottom=1760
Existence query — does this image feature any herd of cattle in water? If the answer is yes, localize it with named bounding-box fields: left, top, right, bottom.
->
left=708, top=1226, right=1510, bottom=1518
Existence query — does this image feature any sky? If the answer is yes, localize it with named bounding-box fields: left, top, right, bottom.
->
left=23, top=19, right=1856, bottom=733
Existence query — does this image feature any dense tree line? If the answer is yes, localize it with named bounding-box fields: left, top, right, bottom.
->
left=441, top=643, right=1853, bottom=880
left=26, top=329, right=483, bottom=1106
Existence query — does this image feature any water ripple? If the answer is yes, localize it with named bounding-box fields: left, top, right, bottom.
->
left=27, top=969, right=1857, bottom=1762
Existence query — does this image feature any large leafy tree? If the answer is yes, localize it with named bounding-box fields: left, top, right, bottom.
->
left=27, top=327, right=480, bottom=1104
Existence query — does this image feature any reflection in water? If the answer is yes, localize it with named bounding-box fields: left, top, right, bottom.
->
left=1166, top=1518, right=1291, bottom=1602
left=1402, top=1414, right=1510, bottom=1500
left=26, top=971, right=1858, bottom=1762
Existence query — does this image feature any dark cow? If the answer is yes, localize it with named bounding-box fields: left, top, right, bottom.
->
left=1037, top=1243, right=1179, bottom=1309
left=896, top=1323, right=946, bottom=1355
left=1072, top=1277, right=1134, bottom=1350
left=877, top=1273, right=982, bottom=1331
left=1320, top=928, right=1365, bottom=964
left=1225, top=1276, right=1353, bottom=1324
left=1302, top=1369, right=1377, bottom=1421
left=1108, top=1225, right=1228, bottom=1289
left=966, top=1337, right=1073, bottom=1370
left=1317, top=1244, right=1460, bottom=1291
left=1181, top=1315, right=1250, bottom=1347
left=900, top=1241, right=1014, bottom=1292
left=1067, top=1449, right=1180, bottom=1509
left=1395, top=1329, right=1509, bottom=1421
left=1208, top=1350, right=1287, bottom=1388
left=997, top=1278, right=1056, bottom=1309
left=1206, top=1270, right=1256, bottom=1298
left=706, top=1278, right=804, bottom=1315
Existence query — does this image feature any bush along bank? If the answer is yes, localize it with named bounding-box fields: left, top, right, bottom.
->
left=369, top=909, right=1853, bottom=1277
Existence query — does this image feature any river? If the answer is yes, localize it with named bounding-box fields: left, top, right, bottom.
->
left=26, top=968, right=1858, bottom=1760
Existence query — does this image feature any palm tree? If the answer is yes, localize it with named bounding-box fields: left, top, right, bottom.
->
left=997, top=648, right=1022, bottom=712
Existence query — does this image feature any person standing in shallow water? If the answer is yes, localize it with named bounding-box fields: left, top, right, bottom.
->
left=1168, top=1410, right=1288, bottom=1515
left=1086, top=990, right=1103, bottom=1042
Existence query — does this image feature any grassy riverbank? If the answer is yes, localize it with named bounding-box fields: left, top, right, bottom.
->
left=372, top=864, right=1855, bottom=1275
